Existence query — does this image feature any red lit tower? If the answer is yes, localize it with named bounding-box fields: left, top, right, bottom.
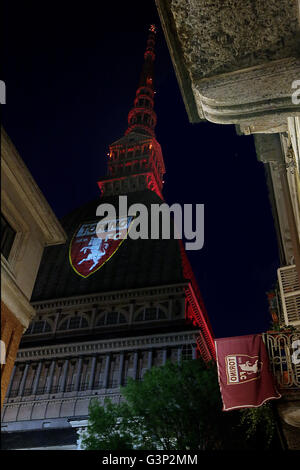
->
left=98, top=25, right=165, bottom=199
left=1, top=26, right=214, bottom=450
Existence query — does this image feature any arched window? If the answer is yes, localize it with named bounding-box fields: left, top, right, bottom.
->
left=58, top=315, right=89, bottom=331
left=135, top=307, right=166, bottom=322
left=106, top=311, right=118, bottom=325
left=96, top=311, right=127, bottom=326
left=25, top=320, right=51, bottom=335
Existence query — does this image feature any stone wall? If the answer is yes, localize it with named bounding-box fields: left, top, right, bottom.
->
left=1, top=301, right=23, bottom=407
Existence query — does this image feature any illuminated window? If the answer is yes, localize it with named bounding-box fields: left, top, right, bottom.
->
left=1, top=214, right=16, bottom=260
left=135, top=307, right=166, bottom=322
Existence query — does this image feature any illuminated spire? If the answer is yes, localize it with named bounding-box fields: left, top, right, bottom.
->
left=125, top=25, right=157, bottom=137
left=98, top=25, right=165, bottom=199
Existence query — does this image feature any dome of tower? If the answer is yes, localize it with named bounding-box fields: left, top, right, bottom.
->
left=31, top=190, right=186, bottom=302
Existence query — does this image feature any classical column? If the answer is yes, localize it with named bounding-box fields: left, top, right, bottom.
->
left=168, top=298, right=173, bottom=320
left=162, top=349, right=167, bottom=365
left=60, top=359, right=69, bottom=393
left=103, top=354, right=111, bottom=389
left=129, top=303, right=134, bottom=324
left=45, top=360, right=56, bottom=394
left=147, top=349, right=153, bottom=369
left=118, top=352, right=125, bottom=386
left=74, top=357, right=83, bottom=392
left=132, top=351, right=138, bottom=380
left=90, top=307, right=97, bottom=330
left=88, top=356, right=97, bottom=390
left=18, top=363, right=30, bottom=396
left=32, top=362, right=43, bottom=395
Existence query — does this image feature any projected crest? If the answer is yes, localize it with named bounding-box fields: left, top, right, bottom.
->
left=69, top=216, right=133, bottom=278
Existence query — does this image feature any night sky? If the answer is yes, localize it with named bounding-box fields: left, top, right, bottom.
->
left=2, top=0, right=280, bottom=338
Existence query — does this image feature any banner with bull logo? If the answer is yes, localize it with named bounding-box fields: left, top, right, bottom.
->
left=215, top=334, right=281, bottom=411
left=69, top=216, right=134, bottom=278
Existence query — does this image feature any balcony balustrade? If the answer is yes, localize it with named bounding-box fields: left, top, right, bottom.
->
left=264, top=331, right=300, bottom=390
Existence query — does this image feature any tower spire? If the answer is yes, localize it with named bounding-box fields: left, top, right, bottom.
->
left=98, top=25, right=165, bottom=199
left=125, top=25, right=157, bottom=137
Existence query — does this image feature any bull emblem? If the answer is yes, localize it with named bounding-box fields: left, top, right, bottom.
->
left=78, top=237, right=109, bottom=271
left=239, top=359, right=259, bottom=374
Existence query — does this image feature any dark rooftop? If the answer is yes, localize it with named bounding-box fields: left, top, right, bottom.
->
left=31, top=190, right=188, bottom=302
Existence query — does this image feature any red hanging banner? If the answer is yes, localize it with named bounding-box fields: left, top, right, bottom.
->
left=215, top=334, right=281, bottom=411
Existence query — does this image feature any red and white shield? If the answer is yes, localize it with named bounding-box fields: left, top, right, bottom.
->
left=69, top=216, right=133, bottom=278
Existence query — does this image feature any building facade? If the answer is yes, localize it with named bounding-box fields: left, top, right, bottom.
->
left=1, top=129, right=66, bottom=409
left=1, top=27, right=215, bottom=450
left=155, top=0, right=300, bottom=449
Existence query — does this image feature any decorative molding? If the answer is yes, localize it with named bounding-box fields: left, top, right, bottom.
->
left=16, top=330, right=198, bottom=362
left=31, top=283, right=188, bottom=312
left=193, top=58, right=300, bottom=125
left=156, top=0, right=300, bottom=125
left=1, top=261, right=36, bottom=329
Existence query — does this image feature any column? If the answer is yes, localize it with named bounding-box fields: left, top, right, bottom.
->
left=90, top=307, right=97, bottom=329
left=60, top=359, right=69, bottom=392
left=192, top=346, right=197, bottom=360
left=18, top=363, right=30, bottom=396
left=45, top=360, right=56, bottom=393
left=129, top=303, right=134, bottom=324
left=147, top=349, right=153, bottom=369
left=74, top=357, right=83, bottom=391
left=88, top=356, right=97, bottom=390
left=162, top=349, right=167, bottom=365
left=32, top=362, right=43, bottom=395
left=103, top=354, right=111, bottom=389
left=118, top=352, right=125, bottom=386
left=168, top=298, right=173, bottom=320
left=132, top=351, right=138, bottom=380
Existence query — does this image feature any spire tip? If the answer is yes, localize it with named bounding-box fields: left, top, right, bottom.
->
left=149, top=24, right=157, bottom=34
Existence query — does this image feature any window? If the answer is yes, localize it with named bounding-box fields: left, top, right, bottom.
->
left=135, top=307, right=166, bottom=322
left=106, top=311, right=118, bottom=325
left=182, top=345, right=194, bottom=361
left=24, top=320, right=52, bottom=335
left=96, top=311, right=127, bottom=326
left=58, top=315, right=89, bottom=331
left=1, top=214, right=16, bottom=260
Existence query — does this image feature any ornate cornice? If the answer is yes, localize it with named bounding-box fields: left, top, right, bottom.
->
left=31, top=282, right=188, bottom=313
left=16, top=330, right=198, bottom=362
